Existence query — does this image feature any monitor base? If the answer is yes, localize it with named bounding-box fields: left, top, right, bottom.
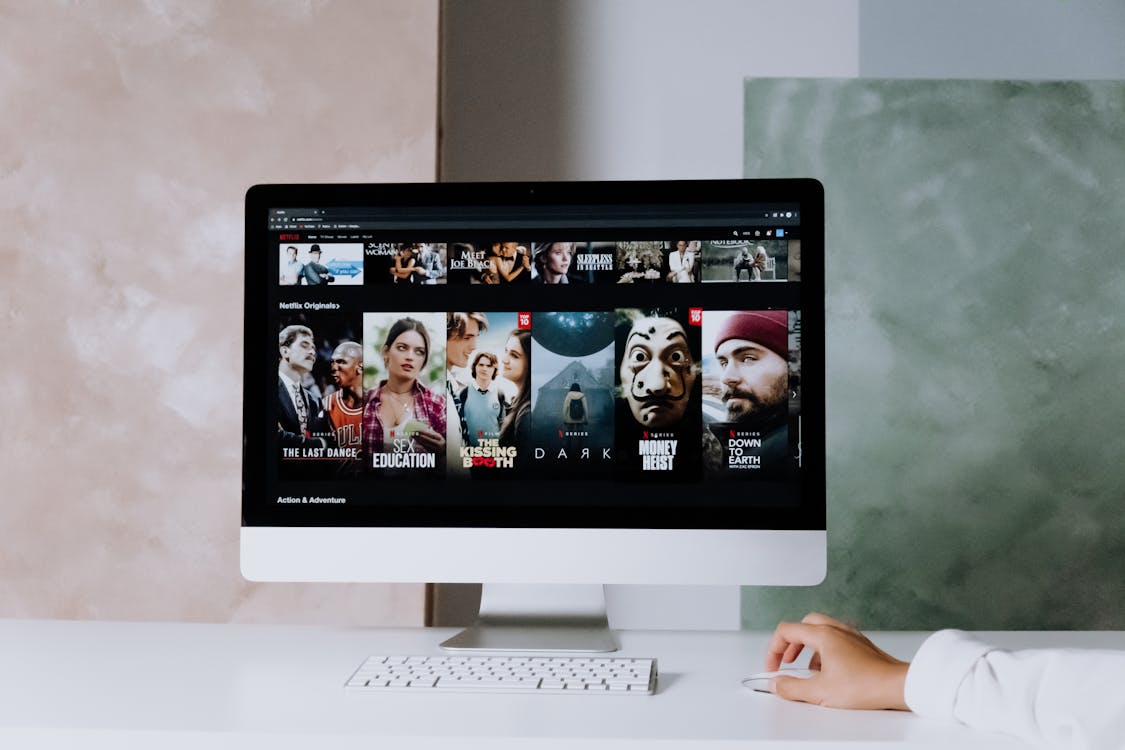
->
left=439, top=584, right=618, bottom=653
left=440, top=621, right=617, bottom=652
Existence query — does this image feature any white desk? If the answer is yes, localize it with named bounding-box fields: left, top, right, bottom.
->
left=2, top=619, right=1122, bottom=748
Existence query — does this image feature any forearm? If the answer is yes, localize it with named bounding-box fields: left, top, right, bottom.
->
left=906, top=630, right=1125, bottom=750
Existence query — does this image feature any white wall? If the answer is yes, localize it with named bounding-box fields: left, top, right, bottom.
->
left=0, top=0, right=439, bottom=625
left=441, top=0, right=860, bottom=181
left=859, top=0, right=1125, bottom=79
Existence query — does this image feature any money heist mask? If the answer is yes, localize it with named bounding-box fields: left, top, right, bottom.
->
left=620, top=316, right=697, bottom=429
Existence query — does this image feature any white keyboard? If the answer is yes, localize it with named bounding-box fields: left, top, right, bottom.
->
left=346, top=654, right=657, bottom=694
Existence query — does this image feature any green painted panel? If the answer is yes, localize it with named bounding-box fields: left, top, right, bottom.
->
left=743, top=78, right=1125, bottom=630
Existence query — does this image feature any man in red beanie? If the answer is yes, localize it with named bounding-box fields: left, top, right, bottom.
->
left=703, top=310, right=790, bottom=477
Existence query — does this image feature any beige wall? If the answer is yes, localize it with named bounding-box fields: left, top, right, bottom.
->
left=0, top=1, right=438, bottom=624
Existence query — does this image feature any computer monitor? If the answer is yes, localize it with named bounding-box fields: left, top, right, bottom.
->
left=242, top=179, right=825, bottom=651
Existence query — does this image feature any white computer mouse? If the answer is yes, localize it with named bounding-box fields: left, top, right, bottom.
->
left=741, top=668, right=818, bottom=693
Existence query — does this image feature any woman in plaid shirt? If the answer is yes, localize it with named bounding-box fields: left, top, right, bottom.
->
left=361, top=317, right=446, bottom=472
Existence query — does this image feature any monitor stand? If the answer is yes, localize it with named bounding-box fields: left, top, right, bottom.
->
left=439, top=583, right=618, bottom=653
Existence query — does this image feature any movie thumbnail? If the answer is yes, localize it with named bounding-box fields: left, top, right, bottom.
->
left=449, top=242, right=532, bottom=284
left=367, top=243, right=447, bottom=285
left=362, top=312, right=447, bottom=477
left=613, top=241, right=664, bottom=284
left=276, top=311, right=364, bottom=479
left=529, top=312, right=616, bottom=478
left=446, top=312, right=533, bottom=478
left=614, top=307, right=702, bottom=480
left=279, top=243, right=364, bottom=286
left=529, top=242, right=617, bottom=284
left=662, top=240, right=702, bottom=283
left=701, top=310, right=792, bottom=478
left=701, top=240, right=787, bottom=282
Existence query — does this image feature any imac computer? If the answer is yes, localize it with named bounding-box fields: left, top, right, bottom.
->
left=242, top=179, right=825, bottom=651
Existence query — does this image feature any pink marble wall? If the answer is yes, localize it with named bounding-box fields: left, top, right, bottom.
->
left=0, top=1, right=438, bottom=624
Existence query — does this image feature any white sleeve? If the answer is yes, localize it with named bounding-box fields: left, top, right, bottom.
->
left=905, top=629, right=1125, bottom=750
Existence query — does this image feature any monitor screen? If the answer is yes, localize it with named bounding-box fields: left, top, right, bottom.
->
left=242, top=180, right=824, bottom=586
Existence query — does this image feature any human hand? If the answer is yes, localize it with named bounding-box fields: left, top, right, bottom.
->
left=411, top=426, right=445, bottom=452
left=764, top=613, right=910, bottom=711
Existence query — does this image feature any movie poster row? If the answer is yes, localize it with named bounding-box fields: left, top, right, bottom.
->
left=277, top=240, right=801, bottom=287
left=277, top=309, right=800, bottom=484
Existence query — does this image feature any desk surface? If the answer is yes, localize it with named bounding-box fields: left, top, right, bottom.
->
left=2, top=619, right=1122, bottom=749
